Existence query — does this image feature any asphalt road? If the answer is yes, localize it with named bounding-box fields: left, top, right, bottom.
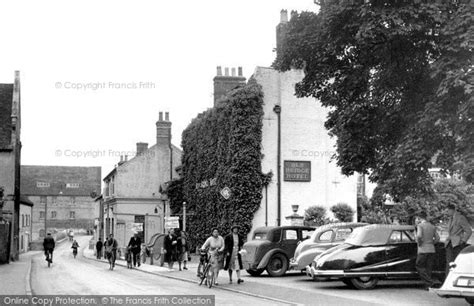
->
left=30, top=236, right=468, bottom=306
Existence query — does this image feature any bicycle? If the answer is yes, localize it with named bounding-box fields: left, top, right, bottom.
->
left=44, top=249, right=53, bottom=267
left=198, top=252, right=214, bottom=288
left=106, top=250, right=116, bottom=270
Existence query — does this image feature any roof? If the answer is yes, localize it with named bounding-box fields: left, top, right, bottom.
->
left=0, top=84, right=14, bottom=149
left=345, top=224, right=415, bottom=246
left=20, top=196, right=34, bottom=206
left=254, top=225, right=314, bottom=233
left=315, top=222, right=368, bottom=233
left=21, top=165, right=101, bottom=196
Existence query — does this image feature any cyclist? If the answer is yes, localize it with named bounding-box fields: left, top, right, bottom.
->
left=200, top=228, right=225, bottom=286
left=43, top=233, right=55, bottom=264
left=71, top=240, right=79, bottom=258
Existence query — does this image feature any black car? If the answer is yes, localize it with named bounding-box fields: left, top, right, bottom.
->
left=306, top=224, right=446, bottom=289
left=241, top=225, right=315, bottom=277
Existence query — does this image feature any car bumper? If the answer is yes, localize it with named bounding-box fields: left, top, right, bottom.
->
left=290, top=259, right=305, bottom=271
left=306, top=266, right=344, bottom=279
left=432, top=288, right=474, bottom=298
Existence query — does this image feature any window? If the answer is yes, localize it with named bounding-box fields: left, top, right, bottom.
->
left=36, top=182, right=50, bottom=188
left=26, top=215, right=29, bottom=226
left=66, top=183, right=80, bottom=188
left=22, top=214, right=24, bottom=227
left=253, top=233, right=267, bottom=240
left=51, top=211, right=57, bottom=219
left=39, top=211, right=45, bottom=219
left=272, top=230, right=282, bottom=243
left=389, top=231, right=413, bottom=244
left=335, top=228, right=353, bottom=241
left=283, top=229, right=298, bottom=240
left=40, top=196, right=47, bottom=204
left=52, top=196, right=57, bottom=204
left=319, top=230, right=333, bottom=242
left=69, top=211, right=75, bottom=219
left=70, top=196, right=76, bottom=204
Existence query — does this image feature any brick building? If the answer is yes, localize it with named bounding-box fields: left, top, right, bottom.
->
left=0, top=71, right=22, bottom=263
left=21, top=165, right=101, bottom=241
left=102, top=112, right=181, bottom=250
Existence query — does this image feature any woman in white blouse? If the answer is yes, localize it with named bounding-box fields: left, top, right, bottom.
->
left=201, top=228, right=225, bottom=285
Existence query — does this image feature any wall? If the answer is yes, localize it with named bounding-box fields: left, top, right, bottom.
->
left=254, top=67, right=358, bottom=229
left=19, top=204, right=32, bottom=253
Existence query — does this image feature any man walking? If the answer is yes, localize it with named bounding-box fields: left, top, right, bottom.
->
left=43, top=233, right=55, bottom=264
left=415, top=211, right=441, bottom=290
left=127, top=233, right=142, bottom=267
left=445, top=204, right=472, bottom=274
left=96, top=238, right=103, bottom=259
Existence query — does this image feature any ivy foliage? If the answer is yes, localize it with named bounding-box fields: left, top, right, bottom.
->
left=304, top=205, right=328, bottom=226
left=330, top=203, right=354, bottom=222
left=181, top=80, right=265, bottom=248
left=274, top=0, right=473, bottom=200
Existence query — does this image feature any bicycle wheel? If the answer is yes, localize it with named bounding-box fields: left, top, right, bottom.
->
left=207, top=269, right=214, bottom=288
left=199, top=263, right=210, bottom=286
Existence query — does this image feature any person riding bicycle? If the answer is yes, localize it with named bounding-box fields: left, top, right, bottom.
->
left=200, top=228, right=225, bottom=286
left=71, top=240, right=79, bottom=258
left=43, top=233, right=55, bottom=264
left=105, top=234, right=118, bottom=268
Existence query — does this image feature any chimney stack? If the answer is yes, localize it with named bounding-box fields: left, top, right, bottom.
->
left=156, top=111, right=172, bottom=147
left=213, top=66, right=246, bottom=106
left=276, top=10, right=290, bottom=58
left=136, top=142, right=149, bottom=156
left=280, top=9, right=288, bottom=23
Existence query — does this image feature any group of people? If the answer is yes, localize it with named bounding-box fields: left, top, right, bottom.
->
left=415, top=204, right=472, bottom=290
left=198, top=225, right=245, bottom=286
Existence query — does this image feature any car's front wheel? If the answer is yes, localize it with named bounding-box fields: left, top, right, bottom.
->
left=266, top=253, right=288, bottom=277
left=246, top=268, right=264, bottom=276
left=349, top=277, right=378, bottom=290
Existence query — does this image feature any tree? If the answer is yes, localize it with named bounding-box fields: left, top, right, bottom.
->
left=274, top=1, right=473, bottom=200
left=304, top=205, right=328, bottom=226
left=330, top=203, right=354, bottom=222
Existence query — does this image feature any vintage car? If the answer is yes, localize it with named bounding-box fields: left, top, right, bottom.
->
left=289, top=222, right=368, bottom=271
left=306, top=224, right=446, bottom=289
left=433, top=245, right=474, bottom=304
left=241, top=225, right=315, bottom=277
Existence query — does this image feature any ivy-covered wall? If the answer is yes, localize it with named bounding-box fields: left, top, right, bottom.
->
left=181, top=80, right=265, bottom=248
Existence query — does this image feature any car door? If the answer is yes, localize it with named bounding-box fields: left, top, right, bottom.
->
left=384, top=230, right=417, bottom=274
left=282, top=228, right=299, bottom=258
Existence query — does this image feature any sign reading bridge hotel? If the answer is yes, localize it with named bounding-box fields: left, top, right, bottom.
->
left=284, top=161, right=311, bottom=182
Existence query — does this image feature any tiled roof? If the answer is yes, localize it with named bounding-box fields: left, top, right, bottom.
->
left=21, top=165, right=102, bottom=196
left=0, top=84, right=13, bottom=149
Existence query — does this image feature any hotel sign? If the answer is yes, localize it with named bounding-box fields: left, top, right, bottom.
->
left=284, top=161, right=311, bottom=182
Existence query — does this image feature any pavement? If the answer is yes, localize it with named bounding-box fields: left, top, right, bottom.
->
left=0, top=251, right=42, bottom=295
left=0, top=237, right=67, bottom=295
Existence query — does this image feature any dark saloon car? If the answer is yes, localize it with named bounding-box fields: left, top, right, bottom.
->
left=306, top=224, right=446, bottom=289
left=242, top=225, right=315, bottom=277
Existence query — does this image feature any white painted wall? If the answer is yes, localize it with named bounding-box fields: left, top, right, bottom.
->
left=253, top=67, right=358, bottom=231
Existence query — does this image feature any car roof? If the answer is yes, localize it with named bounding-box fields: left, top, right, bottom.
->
left=315, top=222, right=368, bottom=233
left=345, top=224, right=415, bottom=246
left=253, top=225, right=314, bottom=233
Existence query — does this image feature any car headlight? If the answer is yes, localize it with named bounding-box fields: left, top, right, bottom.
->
left=454, top=277, right=474, bottom=288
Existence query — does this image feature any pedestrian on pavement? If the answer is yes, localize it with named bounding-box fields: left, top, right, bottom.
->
left=127, top=233, right=142, bottom=268
left=445, top=204, right=472, bottom=275
left=43, top=233, right=55, bottom=264
left=415, top=211, right=441, bottom=290
left=96, top=238, right=103, bottom=259
left=177, top=230, right=189, bottom=271
left=71, top=240, right=79, bottom=258
left=224, top=224, right=244, bottom=284
left=105, top=234, right=118, bottom=269
left=163, top=228, right=178, bottom=271
left=201, top=228, right=225, bottom=286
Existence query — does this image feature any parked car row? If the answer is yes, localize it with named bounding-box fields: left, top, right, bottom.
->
left=241, top=223, right=473, bottom=304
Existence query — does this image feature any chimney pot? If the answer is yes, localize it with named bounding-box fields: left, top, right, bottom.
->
left=217, top=66, right=222, bottom=76
left=290, top=10, right=297, bottom=20
left=231, top=68, right=236, bottom=77
left=238, top=67, right=243, bottom=76
left=165, top=112, right=169, bottom=121
left=225, top=67, right=229, bottom=76
left=280, top=9, right=288, bottom=23
left=159, top=112, right=163, bottom=121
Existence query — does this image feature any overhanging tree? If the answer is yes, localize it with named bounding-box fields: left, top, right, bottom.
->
left=273, top=0, right=473, bottom=200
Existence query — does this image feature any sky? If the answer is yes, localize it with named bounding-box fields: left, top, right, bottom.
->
left=0, top=0, right=318, bottom=178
